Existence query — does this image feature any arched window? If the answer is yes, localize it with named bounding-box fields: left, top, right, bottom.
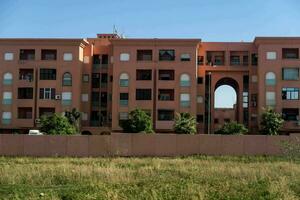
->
left=3, top=72, right=12, bottom=85
left=265, top=72, right=276, bottom=86
left=119, top=73, right=129, bottom=87
left=62, top=72, right=72, bottom=86
left=180, top=73, right=190, bottom=87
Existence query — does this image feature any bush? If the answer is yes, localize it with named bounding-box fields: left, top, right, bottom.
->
left=174, top=112, right=196, bottom=134
left=260, top=107, right=284, bottom=135
left=40, top=113, right=76, bottom=135
left=120, top=108, right=153, bottom=133
left=215, top=121, right=248, bottom=135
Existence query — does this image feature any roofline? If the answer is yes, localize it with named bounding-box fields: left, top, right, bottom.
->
left=0, top=38, right=89, bottom=47
left=111, top=38, right=201, bottom=46
left=254, top=37, right=300, bottom=45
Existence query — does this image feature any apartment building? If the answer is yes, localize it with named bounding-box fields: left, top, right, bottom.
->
left=0, top=34, right=299, bottom=134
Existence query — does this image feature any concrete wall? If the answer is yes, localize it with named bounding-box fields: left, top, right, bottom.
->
left=0, top=133, right=298, bottom=157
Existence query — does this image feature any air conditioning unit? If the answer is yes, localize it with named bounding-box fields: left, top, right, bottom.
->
left=55, top=95, right=61, bottom=100
left=35, top=118, right=41, bottom=124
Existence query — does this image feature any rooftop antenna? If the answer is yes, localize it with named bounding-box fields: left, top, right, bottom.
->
left=113, top=25, right=118, bottom=35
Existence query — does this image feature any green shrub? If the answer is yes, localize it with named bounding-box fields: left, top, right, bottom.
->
left=260, top=107, right=284, bottom=135
left=215, top=121, right=248, bottom=135
left=174, top=112, right=196, bottom=134
left=120, top=108, right=153, bottom=133
left=40, top=113, right=76, bottom=135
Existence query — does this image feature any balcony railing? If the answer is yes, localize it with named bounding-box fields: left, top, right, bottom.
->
left=93, top=64, right=108, bottom=70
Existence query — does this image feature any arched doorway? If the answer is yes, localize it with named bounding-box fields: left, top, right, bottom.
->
left=212, top=77, right=240, bottom=133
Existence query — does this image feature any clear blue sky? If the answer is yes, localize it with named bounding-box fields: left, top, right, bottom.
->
left=0, top=0, right=299, bottom=108
left=1, top=0, right=299, bottom=41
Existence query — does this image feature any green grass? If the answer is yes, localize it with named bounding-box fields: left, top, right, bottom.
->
left=0, top=156, right=299, bottom=200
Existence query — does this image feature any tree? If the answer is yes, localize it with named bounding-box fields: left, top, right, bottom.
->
left=174, top=112, right=196, bottom=134
left=260, top=107, right=284, bottom=135
left=215, top=121, right=248, bottom=135
left=120, top=108, right=153, bottom=133
left=64, top=108, right=81, bottom=132
left=40, top=113, right=76, bottom=135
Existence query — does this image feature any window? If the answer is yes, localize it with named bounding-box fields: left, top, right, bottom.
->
left=39, top=88, right=55, bottom=99
left=243, top=92, right=248, bottom=108
left=40, top=69, right=56, bottom=80
left=282, top=68, right=299, bottom=80
left=63, top=53, right=73, bottom=61
left=81, top=113, right=88, bottom=121
left=206, top=51, right=225, bottom=66
left=119, top=112, right=129, bottom=120
left=267, top=52, right=277, bottom=60
left=20, top=49, right=35, bottom=60
left=197, top=95, right=203, bottom=103
left=137, top=50, right=152, bottom=61
left=120, top=53, right=130, bottom=61
left=81, top=94, right=89, bottom=102
left=2, top=112, right=11, bottom=124
left=91, top=92, right=100, bottom=106
left=158, top=89, right=174, bottom=101
left=159, top=50, right=175, bottom=61
left=265, top=72, right=276, bottom=85
left=83, top=56, right=89, bottom=64
left=92, top=73, right=100, bottom=88
left=18, top=107, right=32, bottom=119
left=19, top=69, right=34, bottom=82
left=3, top=72, right=12, bottom=85
left=251, top=53, right=258, bottom=66
left=2, top=92, right=12, bottom=105
left=4, top=53, right=13, bottom=61
left=197, top=77, right=203, bottom=84
left=197, top=56, right=204, bottom=65
left=266, top=91, right=276, bottom=106
left=101, top=73, right=108, bottom=86
left=180, top=93, right=190, bottom=107
left=120, top=93, right=129, bottom=106
left=62, top=72, right=72, bottom=86
left=93, top=55, right=101, bottom=64
left=180, top=74, right=190, bottom=87
left=251, top=75, right=258, bottom=83
left=158, top=70, right=174, bottom=80
left=82, top=74, right=89, bottom=82
left=180, top=53, right=190, bottom=61
left=282, top=88, right=299, bottom=100
left=251, top=94, right=257, bottom=107
left=119, top=73, right=129, bottom=87
left=282, top=108, right=299, bottom=121
left=18, top=88, right=33, bottom=99
left=39, top=107, right=55, bottom=117
left=214, top=118, right=219, bottom=123
left=136, top=89, right=151, bottom=100
left=41, top=49, right=57, bottom=60
left=230, top=56, right=240, bottom=65
left=158, top=110, right=174, bottom=121
left=62, top=92, right=72, bottom=105
left=282, top=48, right=299, bottom=59
left=197, top=114, right=203, bottom=123
left=136, top=70, right=152, bottom=80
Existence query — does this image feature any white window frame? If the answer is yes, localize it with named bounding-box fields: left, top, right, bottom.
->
left=120, top=53, right=130, bottom=61
left=62, top=92, right=72, bottom=100
left=63, top=53, right=73, bottom=61
left=2, top=112, right=12, bottom=119
left=266, top=52, right=277, bottom=60
left=4, top=53, right=14, bottom=61
left=81, top=94, right=89, bottom=102
left=3, top=92, right=12, bottom=99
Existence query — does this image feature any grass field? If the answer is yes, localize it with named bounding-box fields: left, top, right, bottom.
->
left=0, top=156, right=299, bottom=200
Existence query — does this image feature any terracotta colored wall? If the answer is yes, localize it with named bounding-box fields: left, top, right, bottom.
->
left=0, top=133, right=297, bottom=157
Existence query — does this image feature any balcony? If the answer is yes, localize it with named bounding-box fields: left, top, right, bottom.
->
left=206, top=51, right=225, bottom=66
left=137, top=50, right=152, bottom=61
left=159, top=50, right=175, bottom=61
left=282, top=48, right=299, bottom=59
left=230, top=51, right=249, bottom=66
left=19, top=49, right=35, bottom=61
left=92, top=64, right=108, bottom=70
left=19, top=69, right=34, bottom=82
left=41, top=49, right=57, bottom=61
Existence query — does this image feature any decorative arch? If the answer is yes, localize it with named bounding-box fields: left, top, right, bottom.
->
left=265, top=72, right=276, bottom=85
left=180, top=73, right=190, bottom=86
left=3, top=72, right=13, bottom=85
left=119, top=72, right=129, bottom=87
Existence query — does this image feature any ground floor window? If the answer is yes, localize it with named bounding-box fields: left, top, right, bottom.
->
left=157, top=109, right=174, bottom=121
left=282, top=108, right=299, bottom=121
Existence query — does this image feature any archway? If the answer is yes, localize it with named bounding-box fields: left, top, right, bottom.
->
left=213, top=78, right=239, bottom=131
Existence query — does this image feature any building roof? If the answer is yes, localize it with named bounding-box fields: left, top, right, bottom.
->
left=0, top=38, right=89, bottom=47
left=111, top=38, right=201, bottom=46
left=254, top=37, right=300, bottom=45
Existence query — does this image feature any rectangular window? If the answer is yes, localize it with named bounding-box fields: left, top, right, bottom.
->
left=197, top=77, right=203, bottom=84
left=92, top=73, right=100, bottom=88
left=119, top=112, right=129, bottom=120
left=180, top=53, right=191, bottom=61
left=39, top=107, right=55, bottom=117
left=20, top=49, right=35, bottom=60
left=267, top=52, right=277, bottom=60
left=159, top=49, right=175, bottom=61
left=4, top=53, right=13, bottom=61
left=137, top=50, right=152, bottom=61
left=282, top=88, right=299, bottom=100
left=158, top=70, right=174, bottom=80
left=282, top=48, right=299, bottom=59
left=158, top=109, right=174, bottom=121
left=282, top=108, right=299, bottom=121
left=62, top=92, right=72, bottom=105
left=91, top=92, right=100, bottom=106
left=63, top=53, right=73, bottom=61
left=19, top=69, right=34, bottom=82
left=120, top=53, right=130, bottom=61
left=18, top=88, right=33, bottom=99
left=2, top=92, right=12, bottom=105
left=120, top=93, right=129, bottom=106
left=197, top=56, right=204, bottom=65
left=180, top=93, right=190, bottom=107
left=158, top=89, right=174, bottom=101
left=18, top=107, right=32, bottom=119
left=136, top=89, right=152, bottom=100
left=251, top=53, right=258, bottom=66
left=243, top=92, right=249, bottom=108
left=266, top=91, right=276, bottom=106
left=282, top=68, right=299, bottom=80
left=230, top=56, right=240, bottom=65
left=39, top=88, right=55, bottom=100
left=41, top=49, right=57, bottom=60
left=40, top=69, right=56, bottom=80
left=136, top=69, right=152, bottom=80
left=197, top=114, right=203, bottom=123
left=2, top=112, right=12, bottom=124
left=82, top=74, right=89, bottom=83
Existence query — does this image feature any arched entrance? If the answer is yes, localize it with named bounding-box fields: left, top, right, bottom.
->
left=213, top=78, right=239, bottom=131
